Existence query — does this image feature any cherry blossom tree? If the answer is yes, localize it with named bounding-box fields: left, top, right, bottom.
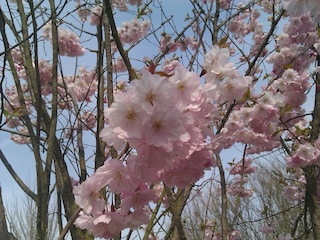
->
left=1, top=0, right=320, bottom=239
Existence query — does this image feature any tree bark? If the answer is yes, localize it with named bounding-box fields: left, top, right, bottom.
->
left=164, top=186, right=192, bottom=240
left=305, top=56, right=320, bottom=239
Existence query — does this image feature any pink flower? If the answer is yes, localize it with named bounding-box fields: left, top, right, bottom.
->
left=283, top=185, right=304, bottom=201
left=92, top=210, right=125, bottom=235
left=99, top=125, right=126, bottom=150
left=286, top=142, right=320, bottom=168
left=283, top=0, right=310, bottom=17
left=121, top=185, right=156, bottom=212
left=58, top=28, right=85, bottom=56
left=218, top=76, right=252, bottom=103
left=117, top=19, right=151, bottom=45
left=42, top=23, right=85, bottom=57
left=126, top=154, right=161, bottom=184
left=124, top=207, right=150, bottom=229
left=10, top=127, right=31, bottom=144
left=75, top=213, right=110, bottom=237
left=142, top=109, right=185, bottom=150
left=64, top=67, right=97, bottom=102
left=162, top=59, right=180, bottom=74
left=230, top=159, right=257, bottom=175
left=227, top=176, right=253, bottom=197
left=106, top=92, right=147, bottom=139
left=203, top=45, right=236, bottom=79
left=168, top=66, right=201, bottom=107
left=73, top=177, right=101, bottom=214
left=81, top=111, right=96, bottom=130
left=129, top=70, right=174, bottom=113
left=94, top=159, right=137, bottom=193
left=258, top=222, right=276, bottom=234
left=113, top=57, right=127, bottom=72
left=283, top=0, right=320, bottom=22
left=89, top=6, right=102, bottom=25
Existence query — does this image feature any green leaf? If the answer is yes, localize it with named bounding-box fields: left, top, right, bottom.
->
left=3, top=109, right=9, bottom=117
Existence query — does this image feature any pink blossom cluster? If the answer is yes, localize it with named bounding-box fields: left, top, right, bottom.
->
left=210, top=70, right=308, bottom=156
left=268, top=13, right=317, bottom=76
left=230, top=159, right=257, bottom=175
left=161, top=59, right=181, bottom=75
left=228, top=7, right=268, bottom=60
left=42, top=23, right=85, bottom=57
left=100, top=65, right=214, bottom=187
left=118, top=19, right=151, bottom=45
left=11, top=48, right=28, bottom=80
left=283, top=0, right=320, bottom=23
left=283, top=185, right=305, bottom=201
left=282, top=169, right=305, bottom=201
left=12, top=55, right=53, bottom=96
left=11, top=48, right=23, bottom=70
left=271, top=69, right=310, bottom=113
left=201, top=0, right=231, bottom=9
left=201, top=28, right=313, bottom=156
left=227, top=159, right=257, bottom=198
left=73, top=2, right=101, bottom=23
left=226, top=176, right=253, bottom=197
left=265, top=13, right=320, bottom=168
left=73, top=169, right=152, bottom=238
left=7, top=48, right=98, bottom=133
left=202, top=45, right=281, bottom=154
left=248, top=22, right=268, bottom=59
left=62, top=66, right=97, bottom=102
left=10, top=48, right=97, bottom=103
left=286, top=141, right=320, bottom=168
left=112, top=0, right=142, bottom=11
left=89, top=6, right=102, bottom=25
left=258, top=222, right=276, bottom=234
left=4, top=84, right=31, bottom=117
left=74, top=65, right=215, bottom=237
left=228, top=10, right=251, bottom=38
left=57, top=28, right=85, bottom=56
left=81, top=111, right=96, bottom=130
left=10, top=127, right=31, bottom=144
left=112, top=57, right=127, bottom=72
left=159, top=34, right=199, bottom=53
left=4, top=84, right=32, bottom=130
left=75, top=1, right=143, bottom=22
left=76, top=5, right=91, bottom=22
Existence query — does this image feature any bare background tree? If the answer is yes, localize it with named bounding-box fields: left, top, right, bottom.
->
left=5, top=192, right=60, bottom=240
left=184, top=154, right=310, bottom=239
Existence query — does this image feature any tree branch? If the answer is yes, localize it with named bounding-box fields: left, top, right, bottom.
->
left=0, top=149, right=36, bottom=201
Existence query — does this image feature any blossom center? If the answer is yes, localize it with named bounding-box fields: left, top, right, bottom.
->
left=177, top=81, right=185, bottom=91
left=152, top=121, right=162, bottom=132
left=126, top=109, right=137, bottom=120
left=145, top=92, right=156, bottom=105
